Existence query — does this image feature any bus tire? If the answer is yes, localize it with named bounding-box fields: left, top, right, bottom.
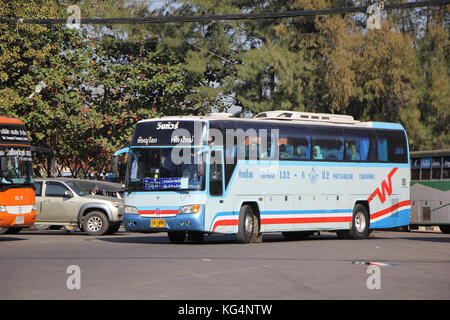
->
left=439, top=225, right=450, bottom=234
left=168, top=231, right=186, bottom=243
left=348, top=204, right=370, bottom=239
left=236, top=205, right=259, bottom=244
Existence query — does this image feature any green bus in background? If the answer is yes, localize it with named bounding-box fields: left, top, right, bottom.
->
left=410, top=150, right=450, bottom=234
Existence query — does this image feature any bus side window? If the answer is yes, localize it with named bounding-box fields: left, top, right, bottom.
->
left=278, top=125, right=310, bottom=161
left=411, top=158, right=420, bottom=180
left=377, top=136, right=388, bottom=162
left=431, top=157, right=442, bottom=180
left=209, top=150, right=223, bottom=196
left=443, top=157, right=450, bottom=179
left=344, top=129, right=377, bottom=162
left=421, top=158, right=431, bottom=180
left=377, top=130, right=408, bottom=163
left=279, top=144, right=293, bottom=160
left=311, top=127, right=343, bottom=161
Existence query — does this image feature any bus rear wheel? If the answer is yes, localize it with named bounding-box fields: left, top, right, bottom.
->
left=348, top=204, right=370, bottom=239
left=236, top=205, right=259, bottom=243
left=439, top=225, right=450, bottom=234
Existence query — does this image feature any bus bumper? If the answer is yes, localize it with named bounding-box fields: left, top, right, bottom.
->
left=124, top=211, right=205, bottom=233
left=0, top=211, right=36, bottom=228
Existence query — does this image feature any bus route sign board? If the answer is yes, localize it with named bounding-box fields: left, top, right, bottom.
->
left=132, top=120, right=205, bottom=147
left=0, top=124, right=30, bottom=146
left=143, top=177, right=188, bottom=191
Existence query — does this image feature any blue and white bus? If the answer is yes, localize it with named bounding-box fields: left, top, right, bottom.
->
left=123, top=111, right=410, bottom=243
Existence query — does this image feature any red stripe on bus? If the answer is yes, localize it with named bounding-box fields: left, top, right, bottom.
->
left=370, top=200, right=410, bottom=220
left=261, top=216, right=352, bottom=225
left=211, top=216, right=352, bottom=232
left=212, top=219, right=239, bottom=232
left=139, top=210, right=178, bottom=215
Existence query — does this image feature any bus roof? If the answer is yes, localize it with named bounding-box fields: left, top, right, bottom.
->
left=410, top=149, right=450, bottom=157
left=0, top=116, right=25, bottom=125
left=137, top=111, right=405, bottom=131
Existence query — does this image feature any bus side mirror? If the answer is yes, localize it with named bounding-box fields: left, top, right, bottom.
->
left=198, top=152, right=207, bottom=177
left=199, top=161, right=206, bottom=177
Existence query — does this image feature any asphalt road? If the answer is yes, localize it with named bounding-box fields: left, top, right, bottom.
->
left=1, top=228, right=449, bottom=300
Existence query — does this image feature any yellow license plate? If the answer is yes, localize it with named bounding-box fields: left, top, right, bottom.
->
left=150, top=219, right=165, bottom=228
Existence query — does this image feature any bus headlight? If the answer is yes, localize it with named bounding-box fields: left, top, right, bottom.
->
left=124, top=205, right=139, bottom=215
left=0, top=205, right=7, bottom=213
left=178, top=205, right=201, bottom=214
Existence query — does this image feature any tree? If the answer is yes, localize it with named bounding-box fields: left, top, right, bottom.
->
left=0, top=0, right=219, bottom=178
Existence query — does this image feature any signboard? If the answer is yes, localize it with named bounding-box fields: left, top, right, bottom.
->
left=143, top=177, right=189, bottom=191
left=432, top=157, right=441, bottom=168
left=411, top=158, right=420, bottom=169
left=444, top=157, right=450, bottom=169
left=132, top=120, right=206, bottom=147
left=420, top=158, right=431, bottom=169
left=0, top=124, right=30, bottom=146
left=0, top=124, right=32, bottom=162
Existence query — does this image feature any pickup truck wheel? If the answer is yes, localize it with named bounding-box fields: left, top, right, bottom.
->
left=83, top=211, right=109, bottom=236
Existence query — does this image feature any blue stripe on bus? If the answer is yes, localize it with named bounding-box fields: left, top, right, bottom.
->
left=371, top=122, right=406, bottom=130
left=370, top=208, right=410, bottom=229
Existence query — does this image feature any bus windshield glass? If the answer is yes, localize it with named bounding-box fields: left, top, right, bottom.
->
left=125, top=147, right=205, bottom=192
left=0, top=146, right=33, bottom=186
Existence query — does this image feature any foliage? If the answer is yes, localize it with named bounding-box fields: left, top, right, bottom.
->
left=0, top=0, right=448, bottom=179
left=0, top=0, right=217, bottom=177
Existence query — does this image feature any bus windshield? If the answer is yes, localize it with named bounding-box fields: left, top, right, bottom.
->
left=0, top=146, right=33, bottom=186
left=125, top=147, right=205, bottom=192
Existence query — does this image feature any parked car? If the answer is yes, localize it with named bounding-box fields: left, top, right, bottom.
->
left=34, top=178, right=124, bottom=235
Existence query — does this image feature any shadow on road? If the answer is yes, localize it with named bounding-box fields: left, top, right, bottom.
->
left=96, top=232, right=345, bottom=245
left=0, top=236, right=29, bottom=242
left=98, top=234, right=238, bottom=245
left=400, top=236, right=450, bottom=243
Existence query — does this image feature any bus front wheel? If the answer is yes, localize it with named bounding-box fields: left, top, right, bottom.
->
left=348, top=204, right=370, bottom=239
left=236, top=205, right=259, bottom=244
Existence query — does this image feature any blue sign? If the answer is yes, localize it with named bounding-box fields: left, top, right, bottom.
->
left=143, top=177, right=188, bottom=190
left=421, top=158, right=431, bottom=169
